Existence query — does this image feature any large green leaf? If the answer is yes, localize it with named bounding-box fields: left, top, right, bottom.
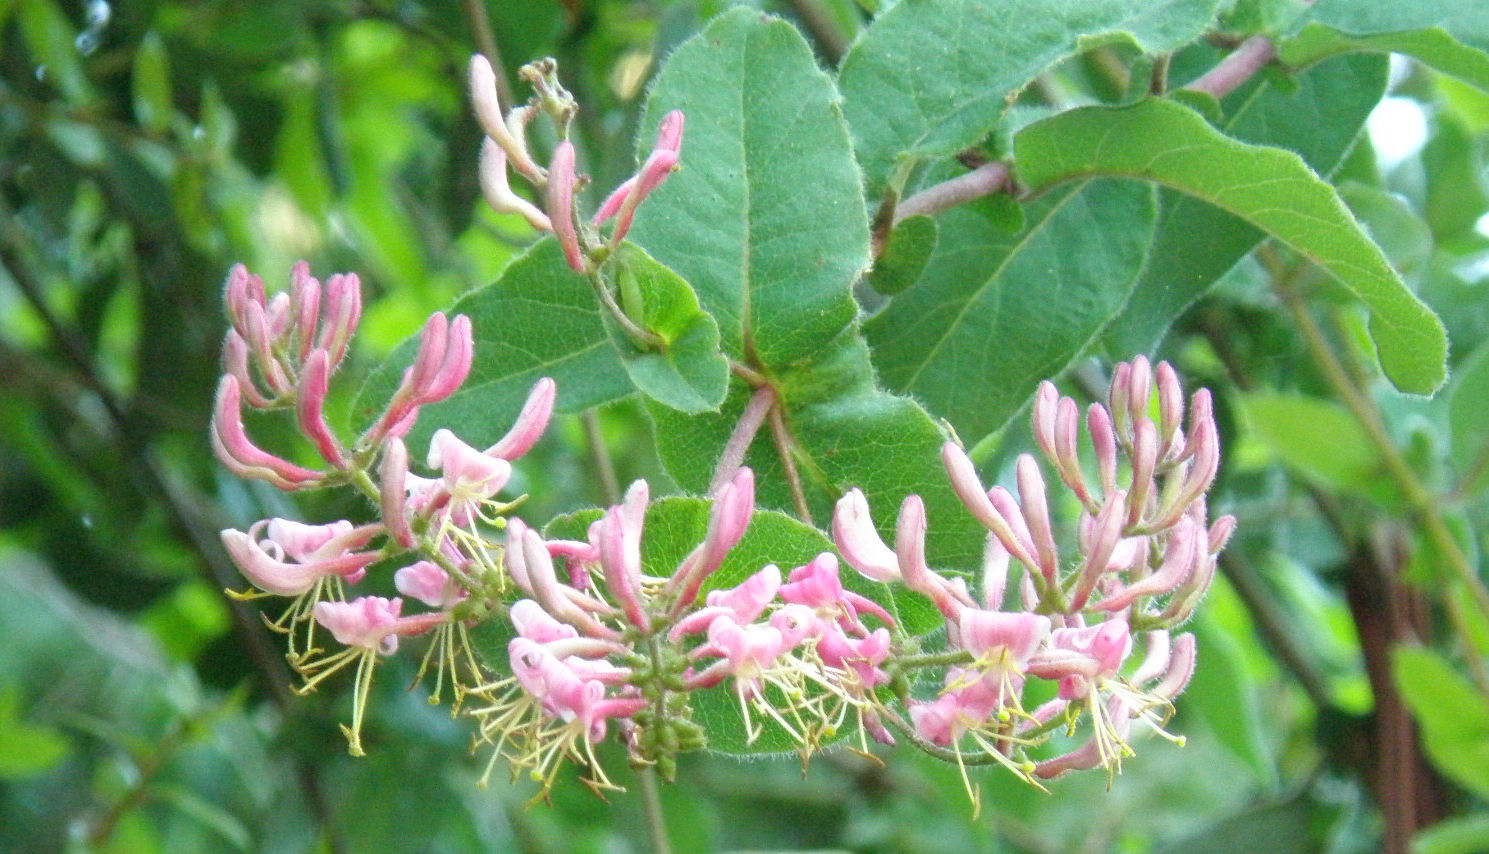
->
left=865, top=179, right=1155, bottom=443
left=627, top=7, right=870, bottom=371
left=1282, top=1, right=1489, bottom=93
left=629, top=9, right=987, bottom=582
left=352, top=239, right=631, bottom=451
left=837, top=0, right=1226, bottom=195
left=1101, top=52, right=1388, bottom=357
left=1017, top=97, right=1448, bottom=395
left=604, top=244, right=728, bottom=414
left=1393, top=644, right=1489, bottom=801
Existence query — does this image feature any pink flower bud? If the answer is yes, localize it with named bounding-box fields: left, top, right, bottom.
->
left=667, top=468, right=755, bottom=612
left=316, top=272, right=362, bottom=368
left=547, top=141, right=585, bottom=272
left=478, top=138, right=552, bottom=231
left=895, top=495, right=968, bottom=620
left=1153, top=632, right=1197, bottom=699
left=597, top=503, right=648, bottom=630
left=1094, top=517, right=1201, bottom=612
left=469, top=54, right=543, bottom=179
left=1126, top=419, right=1159, bottom=529
left=1016, top=455, right=1059, bottom=580
left=1126, top=355, right=1153, bottom=431
left=296, top=349, right=346, bottom=469
left=210, top=376, right=321, bottom=490
left=1031, top=381, right=1059, bottom=461
left=832, top=488, right=901, bottom=583
left=1156, top=361, right=1184, bottom=457
left=1088, top=403, right=1118, bottom=497
left=1069, top=492, right=1127, bottom=610
left=485, top=377, right=556, bottom=460
left=942, top=443, right=1039, bottom=570
left=290, top=261, right=321, bottom=363
left=379, top=437, right=413, bottom=547
left=222, top=331, right=272, bottom=408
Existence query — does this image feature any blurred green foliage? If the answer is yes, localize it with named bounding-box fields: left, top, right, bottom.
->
left=4, top=0, right=1489, bottom=852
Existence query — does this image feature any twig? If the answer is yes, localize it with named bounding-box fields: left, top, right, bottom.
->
left=1183, top=35, right=1276, bottom=99
left=894, top=162, right=1010, bottom=224
left=464, top=0, right=513, bottom=110
left=711, top=384, right=777, bottom=495
left=782, top=0, right=849, bottom=65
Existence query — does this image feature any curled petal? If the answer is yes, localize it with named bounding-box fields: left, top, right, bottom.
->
left=547, top=141, right=584, bottom=272
left=485, top=377, right=556, bottom=460
left=479, top=139, right=552, bottom=231
left=832, top=488, right=900, bottom=583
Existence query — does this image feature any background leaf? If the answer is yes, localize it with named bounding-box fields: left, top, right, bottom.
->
left=1238, top=392, right=1386, bottom=496
left=1393, top=645, right=1489, bottom=801
left=1016, top=97, right=1448, bottom=394
left=837, top=0, right=1226, bottom=195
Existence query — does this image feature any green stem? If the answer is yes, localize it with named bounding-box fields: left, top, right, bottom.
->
left=1272, top=257, right=1489, bottom=651
left=637, top=766, right=672, bottom=854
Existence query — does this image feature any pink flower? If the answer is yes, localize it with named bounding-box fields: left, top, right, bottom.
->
left=394, top=560, right=465, bottom=609
left=313, top=596, right=405, bottom=654
left=221, top=519, right=380, bottom=597
left=427, top=428, right=512, bottom=526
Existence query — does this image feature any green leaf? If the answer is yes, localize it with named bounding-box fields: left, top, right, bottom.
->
left=0, top=685, right=70, bottom=779
left=352, top=238, right=632, bottom=451
left=1017, top=97, right=1448, bottom=394
left=865, top=179, right=1155, bottom=443
left=628, top=7, right=871, bottom=372
left=630, top=9, right=989, bottom=582
left=1393, top=644, right=1489, bottom=800
left=838, top=0, right=1226, bottom=195
left=867, top=215, right=937, bottom=297
left=1238, top=392, right=1384, bottom=494
left=131, top=32, right=172, bottom=134
left=1412, top=813, right=1489, bottom=854
left=1282, top=0, right=1489, bottom=93
left=1101, top=52, right=1388, bottom=357
left=1449, top=337, right=1489, bottom=496
left=645, top=369, right=966, bottom=637
left=603, top=244, right=727, bottom=414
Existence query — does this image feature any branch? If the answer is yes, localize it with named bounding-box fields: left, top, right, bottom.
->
left=894, top=161, right=1010, bottom=224
left=1183, top=35, right=1276, bottom=99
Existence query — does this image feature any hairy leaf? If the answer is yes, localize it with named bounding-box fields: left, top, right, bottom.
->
left=605, top=243, right=728, bottom=414
left=866, top=179, right=1155, bottom=443
left=1101, top=52, right=1388, bottom=357
left=1017, top=97, right=1448, bottom=394
left=628, top=7, right=871, bottom=371
left=1282, top=1, right=1489, bottom=93
left=838, top=0, right=1226, bottom=195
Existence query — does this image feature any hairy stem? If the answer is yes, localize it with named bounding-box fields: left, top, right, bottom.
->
left=895, top=162, right=1010, bottom=223
left=711, top=384, right=777, bottom=494
left=1183, top=35, right=1276, bottom=99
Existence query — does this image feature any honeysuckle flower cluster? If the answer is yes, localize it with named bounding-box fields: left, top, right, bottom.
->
left=210, top=48, right=1229, bottom=809
left=470, top=53, right=683, bottom=274
left=826, top=356, right=1233, bottom=811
